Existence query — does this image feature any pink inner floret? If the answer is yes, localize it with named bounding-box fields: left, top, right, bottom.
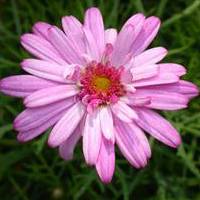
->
left=79, top=61, right=125, bottom=110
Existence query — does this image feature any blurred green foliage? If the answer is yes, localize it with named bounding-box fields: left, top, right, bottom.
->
left=0, top=0, right=200, bottom=199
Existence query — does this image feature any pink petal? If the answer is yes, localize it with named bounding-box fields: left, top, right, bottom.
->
left=21, top=59, right=71, bottom=83
left=62, top=16, right=85, bottom=53
left=14, top=98, right=75, bottom=132
left=121, top=13, right=145, bottom=37
left=17, top=110, right=65, bottom=142
left=131, top=16, right=161, bottom=56
left=48, top=102, right=85, bottom=147
left=126, top=47, right=167, bottom=68
left=131, top=64, right=159, bottom=81
left=121, top=96, right=151, bottom=106
left=180, top=81, right=199, bottom=98
left=83, top=110, right=102, bottom=165
left=48, top=26, right=84, bottom=65
left=84, top=7, right=105, bottom=57
left=20, top=33, right=66, bottom=65
left=96, top=137, right=115, bottom=183
left=112, top=13, right=145, bottom=63
left=111, top=100, right=138, bottom=123
left=59, top=124, right=81, bottom=160
left=16, top=99, right=74, bottom=142
left=105, top=28, right=117, bottom=45
left=99, top=107, right=114, bottom=142
left=32, top=21, right=52, bottom=40
left=111, top=25, right=135, bottom=66
left=133, top=73, right=179, bottom=87
left=124, top=83, right=136, bottom=93
left=24, top=85, right=79, bottom=107
left=83, top=27, right=100, bottom=61
left=133, top=88, right=189, bottom=110
left=115, top=118, right=151, bottom=168
left=15, top=86, right=75, bottom=141
left=135, top=108, right=181, bottom=148
left=120, top=69, right=133, bottom=84
left=149, top=80, right=199, bottom=99
left=0, top=75, right=57, bottom=98
left=62, top=16, right=82, bottom=34
left=159, top=63, right=186, bottom=76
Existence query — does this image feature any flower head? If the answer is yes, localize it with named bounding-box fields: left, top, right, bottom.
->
left=0, top=7, right=198, bottom=183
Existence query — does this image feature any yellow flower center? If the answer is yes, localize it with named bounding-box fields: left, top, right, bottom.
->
left=92, top=76, right=111, bottom=92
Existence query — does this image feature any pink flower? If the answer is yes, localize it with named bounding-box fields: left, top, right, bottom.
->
left=0, top=7, right=198, bottom=183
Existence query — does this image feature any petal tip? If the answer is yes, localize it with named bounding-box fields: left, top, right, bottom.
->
left=20, top=33, right=31, bottom=43
left=149, top=16, right=161, bottom=24
left=146, top=16, right=161, bottom=31
left=0, top=79, right=3, bottom=91
left=100, top=177, right=113, bottom=184
left=13, top=121, right=18, bottom=130
left=173, top=135, right=182, bottom=148
left=23, top=98, right=29, bottom=107
left=191, top=84, right=199, bottom=97
left=47, top=138, right=57, bottom=148
left=161, top=47, right=168, bottom=55
left=20, top=59, right=27, bottom=68
left=59, top=149, right=73, bottom=161
left=32, top=21, right=45, bottom=29
left=86, top=7, right=100, bottom=13
left=17, top=134, right=27, bottom=143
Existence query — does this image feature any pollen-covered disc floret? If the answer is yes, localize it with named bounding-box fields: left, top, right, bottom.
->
left=79, top=61, right=125, bottom=110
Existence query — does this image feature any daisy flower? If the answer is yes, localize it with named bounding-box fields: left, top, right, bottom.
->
left=0, top=7, right=198, bottom=183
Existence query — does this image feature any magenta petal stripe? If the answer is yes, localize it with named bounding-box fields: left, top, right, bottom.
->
left=62, top=16, right=82, bottom=34
left=159, top=63, right=186, bottom=76
left=140, top=81, right=199, bottom=99
left=115, top=118, right=151, bottom=168
left=16, top=99, right=75, bottom=142
left=99, top=107, right=114, bottom=142
left=21, top=33, right=66, bottom=65
left=17, top=109, right=67, bottom=142
left=48, top=102, right=85, bottom=147
left=83, top=109, right=102, bottom=165
left=21, top=59, right=71, bottom=83
left=132, top=89, right=189, bottom=110
left=59, top=124, right=82, bottom=161
left=32, top=22, right=52, bottom=40
left=62, top=16, right=86, bottom=53
left=0, top=75, right=58, bottom=97
left=121, top=96, right=151, bottom=106
left=111, top=100, right=138, bottom=123
left=131, top=64, right=159, bottom=81
left=84, top=7, right=105, bottom=57
left=24, top=85, right=79, bottom=107
left=83, top=27, right=101, bottom=61
left=133, top=73, right=179, bottom=87
left=131, top=16, right=161, bottom=56
left=127, top=47, right=168, bottom=68
left=122, top=13, right=145, bottom=36
left=135, top=108, right=181, bottom=148
left=111, top=25, right=135, bottom=66
left=96, top=137, right=115, bottom=183
left=48, top=26, right=84, bottom=65
left=14, top=98, right=75, bottom=132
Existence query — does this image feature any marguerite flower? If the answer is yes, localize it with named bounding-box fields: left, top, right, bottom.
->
left=0, top=7, right=198, bottom=183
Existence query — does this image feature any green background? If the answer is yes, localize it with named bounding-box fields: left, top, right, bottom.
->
left=0, top=0, right=200, bottom=199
